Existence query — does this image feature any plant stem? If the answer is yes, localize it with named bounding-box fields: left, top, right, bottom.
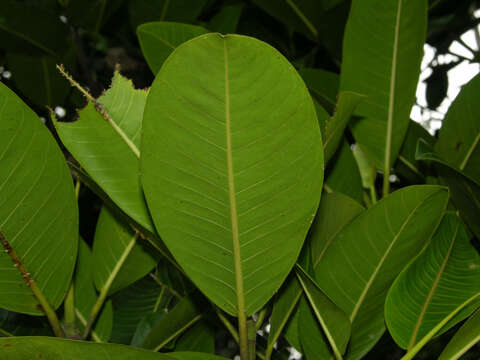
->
left=153, top=287, right=166, bottom=313
left=63, top=282, right=78, bottom=338
left=238, top=312, right=249, bottom=360
left=216, top=309, right=239, bottom=344
left=369, top=185, right=377, bottom=204
left=255, top=307, right=267, bottom=331
left=0, top=328, right=13, bottom=337
left=149, top=273, right=182, bottom=299
left=0, top=232, right=64, bottom=338
left=83, top=232, right=139, bottom=339
left=247, top=320, right=256, bottom=360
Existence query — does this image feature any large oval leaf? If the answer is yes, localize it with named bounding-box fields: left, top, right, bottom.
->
left=315, top=185, right=448, bottom=359
left=340, top=0, right=427, bottom=179
left=141, top=33, right=323, bottom=317
left=0, top=82, right=78, bottom=315
left=385, top=214, right=480, bottom=349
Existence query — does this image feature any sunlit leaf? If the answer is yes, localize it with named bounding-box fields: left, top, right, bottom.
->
left=141, top=33, right=323, bottom=317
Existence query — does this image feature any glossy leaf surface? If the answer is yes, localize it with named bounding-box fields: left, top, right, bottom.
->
left=0, top=82, right=78, bottom=315
left=316, top=185, right=448, bottom=359
left=141, top=34, right=323, bottom=316
left=54, top=71, right=153, bottom=232
left=93, top=207, right=158, bottom=295
left=385, top=214, right=480, bottom=349
left=340, top=0, right=427, bottom=170
left=137, top=22, right=208, bottom=74
left=298, top=68, right=339, bottom=114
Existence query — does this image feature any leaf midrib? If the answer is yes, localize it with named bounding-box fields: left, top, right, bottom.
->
left=223, top=39, right=246, bottom=316
left=383, top=0, right=402, bottom=187
left=408, top=221, right=460, bottom=349
left=460, top=131, right=480, bottom=171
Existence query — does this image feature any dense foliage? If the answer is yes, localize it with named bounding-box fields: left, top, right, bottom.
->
left=1, top=0, right=480, bottom=359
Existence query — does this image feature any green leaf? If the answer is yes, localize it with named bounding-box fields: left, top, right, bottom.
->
left=169, top=352, right=228, bottom=360
left=0, top=82, right=78, bottom=315
left=298, top=68, right=339, bottom=115
left=251, top=0, right=323, bottom=39
left=0, top=336, right=174, bottom=359
left=0, top=0, right=69, bottom=56
left=137, top=22, right=209, bottom=75
left=395, top=121, right=435, bottom=183
left=74, top=239, right=113, bottom=342
left=267, top=192, right=363, bottom=356
left=439, top=308, right=480, bottom=360
left=340, top=0, right=427, bottom=176
left=416, top=140, right=480, bottom=240
left=54, top=71, right=153, bottom=232
left=66, top=0, right=125, bottom=33
left=296, top=266, right=351, bottom=358
left=324, top=92, right=365, bottom=164
left=208, top=4, right=244, bottom=34
left=129, top=0, right=208, bottom=31
left=325, top=139, right=364, bottom=203
left=315, top=185, right=448, bottom=359
left=93, top=206, right=159, bottom=296
left=174, top=321, right=215, bottom=354
left=385, top=213, right=480, bottom=350
left=298, top=297, right=332, bottom=359
left=435, top=74, right=480, bottom=184
left=110, top=275, right=171, bottom=344
left=352, top=144, right=376, bottom=190
left=140, top=297, right=203, bottom=351
left=141, top=33, right=323, bottom=316
left=0, top=310, right=52, bottom=337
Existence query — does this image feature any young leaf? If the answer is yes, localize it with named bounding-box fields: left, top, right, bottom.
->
left=75, top=240, right=113, bottom=342
left=298, top=68, right=339, bottom=114
left=0, top=82, right=78, bottom=315
left=324, top=91, right=365, bottom=164
left=325, top=139, right=364, bottom=203
left=340, top=0, right=427, bottom=193
left=296, top=266, right=351, bottom=359
left=54, top=71, right=153, bottom=232
left=93, top=207, right=158, bottom=296
left=385, top=213, right=480, bottom=350
left=137, top=22, right=209, bottom=75
left=315, top=185, right=448, bottom=359
left=267, top=193, right=363, bottom=357
left=352, top=144, right=376, bottom=191
left=0, top=336, right=228, bottom=359
left=438, top=308, right=480, bottom=360
left=208, top=4, right=244, bottom=35
left=141, top=34, right=323, bottom=319
left=435, top=74, right=480, bottom=184
left=395, top=121, right=434, bottom=183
